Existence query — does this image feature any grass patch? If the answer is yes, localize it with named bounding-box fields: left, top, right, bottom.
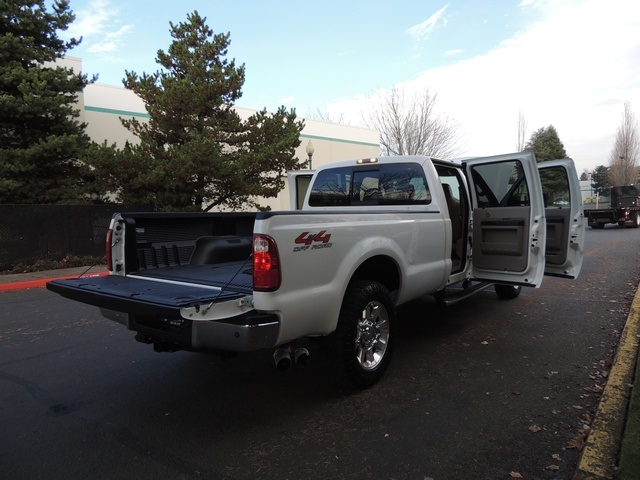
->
left=618, top=354, right=640, bottom=480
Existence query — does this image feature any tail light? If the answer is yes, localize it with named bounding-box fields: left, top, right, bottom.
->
left=106, top=228, right=113, bottom=272
left=253, top=234, right=281, bottom=291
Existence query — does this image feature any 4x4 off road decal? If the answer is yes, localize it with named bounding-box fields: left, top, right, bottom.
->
left=293, top=230, right=333, bottom=252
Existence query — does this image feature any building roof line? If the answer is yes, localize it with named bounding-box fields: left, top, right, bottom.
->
left=85, top=105, right=381, bottom=148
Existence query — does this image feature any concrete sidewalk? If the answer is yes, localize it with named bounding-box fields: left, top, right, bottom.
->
left=1, top=265, right=638, bottom=478
left=574, top=285, right=640, bottom=479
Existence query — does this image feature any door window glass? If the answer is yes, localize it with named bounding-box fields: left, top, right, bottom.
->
left=539, top=166, right=570, bottom=207
left=470, top=161, right=530, bottom=208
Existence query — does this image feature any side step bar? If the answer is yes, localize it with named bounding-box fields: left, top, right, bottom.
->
left=435, top=281, right=494, bottom=306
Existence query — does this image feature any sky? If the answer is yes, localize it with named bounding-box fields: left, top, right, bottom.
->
left=61, top=0, right=640, bottom=174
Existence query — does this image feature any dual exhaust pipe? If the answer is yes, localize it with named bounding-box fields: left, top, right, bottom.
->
left=273, top=345, right=310, bottom=372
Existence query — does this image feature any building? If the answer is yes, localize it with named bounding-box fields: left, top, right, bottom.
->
left=64, top=57, right=380, bottom=210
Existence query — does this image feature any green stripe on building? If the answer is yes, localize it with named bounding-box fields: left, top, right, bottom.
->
left=85, top=105, right=151, bottom=118
left=85, top=106, right=379, bottom=147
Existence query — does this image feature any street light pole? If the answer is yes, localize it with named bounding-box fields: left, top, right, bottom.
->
left=305, top=139, right=315, bottom=170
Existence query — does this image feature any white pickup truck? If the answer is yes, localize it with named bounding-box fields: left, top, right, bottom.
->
left=47, top=152, right=584, bottom=388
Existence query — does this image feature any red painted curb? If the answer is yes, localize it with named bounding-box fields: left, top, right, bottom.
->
left=0, top=271, right=108, bottom=292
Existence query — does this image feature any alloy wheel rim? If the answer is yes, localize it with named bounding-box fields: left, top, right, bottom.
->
left=354, top=300, right=390, bottom=371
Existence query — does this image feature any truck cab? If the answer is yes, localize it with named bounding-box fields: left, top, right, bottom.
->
left=292, top=152, right=584, bottom=291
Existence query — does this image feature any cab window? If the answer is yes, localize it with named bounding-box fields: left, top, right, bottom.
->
left=309, top=163, right=431, bottom=207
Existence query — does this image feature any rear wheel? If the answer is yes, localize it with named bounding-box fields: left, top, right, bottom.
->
left=632, top=211, right=640, bottom=228
left=494, top=284, right=522, bottom=300
left=329, top=280, right=396, bottom=389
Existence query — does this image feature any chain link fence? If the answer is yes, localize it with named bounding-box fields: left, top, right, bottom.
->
left=0, top=205, right=151, bottom=270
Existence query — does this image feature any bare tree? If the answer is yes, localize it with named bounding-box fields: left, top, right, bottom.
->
left=516, top=109, right=527, bottom=152
left=306, top=107, right=349, bottom=125
left=609, top=101, right=640, bottom=185
left=364, top=87, right=463, bottom=159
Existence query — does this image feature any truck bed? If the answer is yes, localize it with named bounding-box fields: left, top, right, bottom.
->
left=47, top=261, right=252, bottom=317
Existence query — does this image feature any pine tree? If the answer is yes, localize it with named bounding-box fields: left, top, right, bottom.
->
left=524, top=125, right=567, bottom=163
left=0, top=0, right=92, bottom=203
left=591, top=165, right=611, bottom=196
left=103, top=11, right=304, bottom=211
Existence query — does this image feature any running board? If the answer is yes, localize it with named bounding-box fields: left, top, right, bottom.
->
left=435, top=281, right=494, bottom=306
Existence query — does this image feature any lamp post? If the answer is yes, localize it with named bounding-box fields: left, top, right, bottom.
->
left=305, top=139, right=315, bottom=170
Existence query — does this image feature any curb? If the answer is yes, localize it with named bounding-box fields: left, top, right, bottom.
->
left=0, top=271, right=108, bottom=292
left=574, top=284, right=640, bottom=479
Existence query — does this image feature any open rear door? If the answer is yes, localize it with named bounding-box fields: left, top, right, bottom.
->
left=465, top=152, right=546, bottom=287
left=287, top=170, right=315, bottom=210
left=538, top=158, right=584, bottom=278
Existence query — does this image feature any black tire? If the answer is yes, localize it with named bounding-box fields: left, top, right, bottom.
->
left=632, top=211, right=640, bottom=228
left=494, top=284, right=522, bottom=300
left=329, top=280, right=396, bottom=389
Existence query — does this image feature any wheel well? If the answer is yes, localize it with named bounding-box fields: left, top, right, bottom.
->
left=350, top=255, right=400, bottom=296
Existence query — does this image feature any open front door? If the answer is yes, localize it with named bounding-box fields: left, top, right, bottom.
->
left=465, top=152, right=546, bottom=287
left=538, top=159, right=584, bottom=278
left=287, top=170, right=315, bottom=210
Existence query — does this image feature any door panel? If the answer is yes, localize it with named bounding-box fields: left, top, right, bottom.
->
left=544, top=211, right=571, bottom=266
left=538, top=159, right=584, bottom=278
left=473, top=207, right=530, bottom=272
left=465, top=152, right=546, bottom=287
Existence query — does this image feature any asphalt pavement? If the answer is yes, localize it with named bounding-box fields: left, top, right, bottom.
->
left=1, top=250, right=639, bottom=479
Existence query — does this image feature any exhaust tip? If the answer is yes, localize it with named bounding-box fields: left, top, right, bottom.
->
left=273, top=347, right=292, bottom=372
left=294, top=347, right=310, bottom=368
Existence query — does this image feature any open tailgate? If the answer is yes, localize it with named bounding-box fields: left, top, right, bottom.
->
left=47, top=265, right=252, bottom=317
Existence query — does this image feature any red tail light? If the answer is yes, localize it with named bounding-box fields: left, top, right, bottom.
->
left=106, top=228, right=113, bottom=272
left=253, top=235, right=281, bottom=291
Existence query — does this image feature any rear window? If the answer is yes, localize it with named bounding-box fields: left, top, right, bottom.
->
left=308, top=163, right=432, bottom=207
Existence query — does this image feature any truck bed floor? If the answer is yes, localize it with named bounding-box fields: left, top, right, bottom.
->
left=133, top=262, right=253, bottom=292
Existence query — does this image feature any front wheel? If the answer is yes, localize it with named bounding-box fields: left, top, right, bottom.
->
left=494, top=284, right=522, bottom=300
left=329, top=280, right=396, bottom=389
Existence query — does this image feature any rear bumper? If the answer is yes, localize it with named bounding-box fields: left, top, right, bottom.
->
left=101, top=307, right=280, bottom=352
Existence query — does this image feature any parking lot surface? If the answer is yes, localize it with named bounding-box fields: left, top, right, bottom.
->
left=1, top=226, right=638, bottom=479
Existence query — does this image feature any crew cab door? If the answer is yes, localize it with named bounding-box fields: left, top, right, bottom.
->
left=287, top=170, right=314, bottom=210
left=465, top=152, right=546, bottom=287
left=538, top=159, right=584, bottom=278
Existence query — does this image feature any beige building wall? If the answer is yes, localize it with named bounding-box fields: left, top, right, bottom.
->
left=72, top=57, right=380, bottom=211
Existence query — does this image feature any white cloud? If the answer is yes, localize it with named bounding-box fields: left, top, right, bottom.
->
left=66, top=0, right=115, bottom=39
left=406, top=4, right=449, bottom=47
left=280, top=96, right=295, bottom=104
left=443, top=49, right=463, bottom=57
left=329, top=0, right=640, bottom=173
left=87, top=25, right=134, bottom=54
left=66, top=0, right=133, bottom=57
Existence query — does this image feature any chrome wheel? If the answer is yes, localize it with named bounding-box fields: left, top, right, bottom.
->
left=355, top=300, right=390, bottom=371
left=329, top=280, right=397, bottom=388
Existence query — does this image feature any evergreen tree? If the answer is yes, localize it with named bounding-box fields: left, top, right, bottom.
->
left=591, top=165, right=611, bottom=196
left=524, top=125, right=567, bottom=163
left=102, top=12, right=304, bottom=211
left=0, top=0, right=93, bottom=203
